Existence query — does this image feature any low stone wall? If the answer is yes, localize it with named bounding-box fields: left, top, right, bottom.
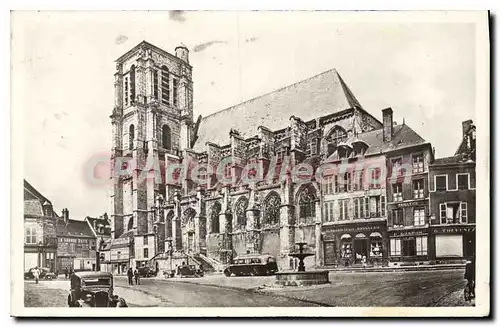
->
left=275, top=270, right=329, bottom=286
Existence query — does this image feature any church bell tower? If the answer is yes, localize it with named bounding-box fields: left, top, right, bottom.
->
left=110, top=41, right=193, bottom=267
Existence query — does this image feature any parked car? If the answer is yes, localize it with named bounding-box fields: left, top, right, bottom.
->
left=137, top=266, right=157, bottom=278
left=24, top=267, right=57, bottom=280
left=177, top=264, right=204, bottom=278
left=224, top=254, right=278, bottom=277
left=67, top=271, right=123, bottom=307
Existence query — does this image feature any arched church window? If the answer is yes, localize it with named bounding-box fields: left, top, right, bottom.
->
left=130, top=65, right=136, bottom=104
left=162, top=125, right=171, bottom=150
left=327, top=126, right=347, bottom=146
left=129, top=124, right=135, bottom=150
left=262, top=191, right=281, bottom=225
left=161, top=66, right=170, bottom=106
left=234, top=197, right=249, bottom=228
left=298, top=185, right=317, bottom=223
left=210, top=202, right=221, bottom=234
left=166, top=210, right=174, bottom=239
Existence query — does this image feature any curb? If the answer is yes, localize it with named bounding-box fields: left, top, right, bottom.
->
left=325, top=265, right=465, bottom=273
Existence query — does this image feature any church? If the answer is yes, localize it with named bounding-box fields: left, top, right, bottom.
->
left=109, top=41, right=435, bottom=273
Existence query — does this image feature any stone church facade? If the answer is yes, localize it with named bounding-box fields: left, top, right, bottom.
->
left=109, top=41, right=434, bottom=271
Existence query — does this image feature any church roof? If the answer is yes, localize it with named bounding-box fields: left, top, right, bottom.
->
left=192, top=69, right=364, bottom=152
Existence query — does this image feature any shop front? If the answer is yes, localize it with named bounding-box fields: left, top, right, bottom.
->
left=322, top=222, right=387, bottom=267
left=388, top=228, right=430, bottom=263
left=429, top=225, right=475, bottom=262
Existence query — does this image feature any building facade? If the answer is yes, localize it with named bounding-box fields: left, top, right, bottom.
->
left=109, top=41, right=441, bottom=271
left=23, top=180, right=58, bottom=272
left=428, top=120, right=476, bottom=262
left=85, top=213, right=112, bottom=271
left=56, top=209, right=97, bottom=272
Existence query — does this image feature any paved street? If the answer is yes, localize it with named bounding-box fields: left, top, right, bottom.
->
left=24, top=269, right=472, bottom=307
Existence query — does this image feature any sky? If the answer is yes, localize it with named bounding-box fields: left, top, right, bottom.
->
left=13, top=11, right=477, bottom=219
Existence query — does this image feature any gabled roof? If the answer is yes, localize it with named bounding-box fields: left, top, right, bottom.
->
left=192, top=69, right=365, bottom=152
left=326, top=123, right=427, bottom=162
left=57, top=218, right=95, bottom=238
left=24, top=200, right=44, bottom=216
left=24, top=180, right=59, bottom=218
left=24, top=180, right=51, bottom=205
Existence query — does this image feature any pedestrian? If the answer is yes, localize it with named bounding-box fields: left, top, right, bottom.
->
left=32, top=266, right=41, bottom=284
left=362, top=255, right=367, bottom=268
left=127, top=268, right=133, bottom=285
left=464, top=257, right=475, bottom=300
left=134, top=268, right=140, bottom=285
left=64, top=266, right=69, bottom=279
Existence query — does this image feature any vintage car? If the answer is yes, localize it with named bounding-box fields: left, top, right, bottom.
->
left=138, top=266, right=157, bottom=278
left=67, top=271, right=120, bottom=307
left=223, top=254, right=278, bottom=277
left=177, top=264, right=204, bottom=278
left=24, top=267, right=57, bottom=280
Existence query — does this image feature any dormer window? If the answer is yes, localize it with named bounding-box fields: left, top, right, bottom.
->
left=352, top=139, right=368, bottom=156
left=337, top=142, right=352, bottom=159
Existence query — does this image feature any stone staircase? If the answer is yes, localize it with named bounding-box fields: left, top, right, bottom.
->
left=191, top=253, right=225, bottom=273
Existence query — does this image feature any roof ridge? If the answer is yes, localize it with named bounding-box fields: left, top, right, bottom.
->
left=201, top=68, right=341, bottom=121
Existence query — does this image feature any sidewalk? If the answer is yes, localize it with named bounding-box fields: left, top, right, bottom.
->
left=324, top=263, right=465, bottom=273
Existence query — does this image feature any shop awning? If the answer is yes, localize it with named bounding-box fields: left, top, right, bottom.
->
left=355, top=233, right=367, bottom=238
left=370, top=232, right=383, bottom=238
left=340, top=234, right=351, bottom=240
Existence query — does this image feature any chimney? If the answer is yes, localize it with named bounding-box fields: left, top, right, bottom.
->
left=382, top=108, right=393, bottom=142
left=462, top=120, right=473, bottom=138
left=62, top=208, right=69, bottom=224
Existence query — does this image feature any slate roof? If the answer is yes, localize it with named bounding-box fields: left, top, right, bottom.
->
left=57, top=218, right=95, bottom=238
left=326, top=123, right=428, bottom=162
left=432, top=156, right=462, bottom=165
left=86, top=216, right=111, bottom=237
left=117, top=229, right=134, bottom=240
left=431, top=154, right=475, bottom=166
left=192, top=69, right=364, bottom=152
